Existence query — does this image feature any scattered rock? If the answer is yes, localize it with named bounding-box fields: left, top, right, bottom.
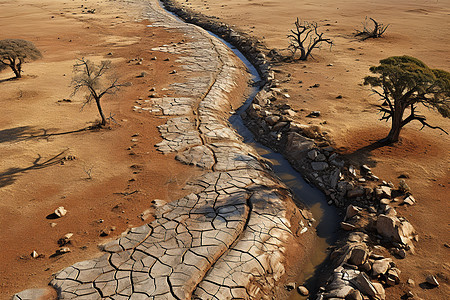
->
left=425, top=274, right=439, bottom=287
left=306, top=111, right=321, bottom=118
left=311, top=161, right=328, bottom=171
left=387, top=268, right=401, bottom=285
left=307, top=149, right=318, bottom=160
left=347, top=188, right=364, bottom=198
left=348, top=247, right=369, bottom=266
left=345, top=205, right=361, bottom=220
left=31, top=250, right=39, bottom=258
left=265, top=115, right=280, bottom=126
left=396, top=248, right=406, bottom=259
left=55, top=247, right=71, bottom=256
left=376, top=214, right=417, bottom=245
left=297, top=286, right=309, bottom=296
left=100, top=226, right=116, bottom=237
left=285, top=282, right=296, bottom=291
left=407, top=278, right=415, bottom=286
left=54, top=206, right=67, bottom=218
left=58, top=233, right=73, bottom=246
left=375, top=186, right=392, bottom=198
left=341, top=222, right=357, bottom=231
left=361, top=164, right=371, bottom=172
left=351, top=273, right=379, bottom=299
left=346, top=289, right=363, bottom=300
left=403, top=195, right=416, bottom=206
left=136, top=71, right=147, bottom=78
left=372, top=258, right=390, bottom=277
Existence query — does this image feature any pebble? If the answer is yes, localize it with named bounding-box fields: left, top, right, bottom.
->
left=285, top=282, right=296, bottom=291
left=54, top=206, right=67, bottom=218
left=407, top=278, right=415, bottom=286
left=297, top=286, right=309, bottom=296
left=425, top=274, right=439, bottom=287
left=55, top=247, right=71, bottom=255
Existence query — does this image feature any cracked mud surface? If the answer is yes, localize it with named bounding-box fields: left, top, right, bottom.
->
left=13, top=1, right=313, bottom=299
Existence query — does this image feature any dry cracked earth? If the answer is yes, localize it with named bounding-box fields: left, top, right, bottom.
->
left=13, top=1, right=313, bottom=299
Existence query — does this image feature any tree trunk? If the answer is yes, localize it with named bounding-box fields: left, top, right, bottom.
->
left=11, top=65, right=21, bottom=78
left=383, top=106, right=405, bottom=144
left=95, top=97, right=106, bottom=126
left=299, top=46, right=307, bottom=60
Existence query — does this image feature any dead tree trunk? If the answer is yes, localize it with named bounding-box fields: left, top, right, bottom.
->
left=94, top=97, right=106, bottom=126
left=288, top=18, right=333, bottom=61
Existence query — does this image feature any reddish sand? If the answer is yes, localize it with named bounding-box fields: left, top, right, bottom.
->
left=1, top=0, right=449, bottom=299
left=0, top=0, right=204, bottom=297
left=178, top=0, right=449, bottom=299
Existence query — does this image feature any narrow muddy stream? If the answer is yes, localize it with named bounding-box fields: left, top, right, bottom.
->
left=225, top=41, right=341, bottom=299
left=159, top=2, right=342, bottom=297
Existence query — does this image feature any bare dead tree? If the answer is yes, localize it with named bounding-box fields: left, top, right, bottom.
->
left=356, top=17, right=389, bottom=40
left=72, top=58, right=129, bottom=126
left=0, top=39, right=42, bottom=78
left=287, top=18, right=333, bottom=61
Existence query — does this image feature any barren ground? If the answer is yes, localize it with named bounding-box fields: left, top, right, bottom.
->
left=178, top=0, right=449, bottom=299
left=1, top=0, right=449, bottom=299
left=0, top=0, right=205, bottom=297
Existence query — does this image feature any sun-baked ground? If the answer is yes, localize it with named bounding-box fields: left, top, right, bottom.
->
left=0, top=0, right=208, bottom=297
left=1, top=0, right=449, bottom=299
left=175, top=0, right=449, bottom=299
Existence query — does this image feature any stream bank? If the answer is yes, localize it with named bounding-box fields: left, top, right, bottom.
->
left=159, top=1, right=421, bottom=299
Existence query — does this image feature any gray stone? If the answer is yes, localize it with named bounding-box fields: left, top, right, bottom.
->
left=347, top=188, right=364, bottom=198
left=426, top=274, right=439, bottom=287
left=341, top=222, right=357, bottom=231
left=285, top=132, right=315, bottom=160
left=375, top=186, right=392, bottom=198
left=376, top=214, right=417, bottom=245
left=348, top=247, right=368, bottom=266
left=403, top=195, right=416, bottom=205
left=265, top=115, right=280, bottom=126
left=345, top=205, right=361, bottom=220
left=311, top=162, right=328, bottom=171
left=372, top=259, right=391, bottom=277
left=307, top=149, right=318, bottom=160
left=346, top=289, right=363, bottom=300
left=351, top=273, right=378, bottom=298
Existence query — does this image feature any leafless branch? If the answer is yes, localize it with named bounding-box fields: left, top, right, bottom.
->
left=287, top=18, right=333, bottom=61
left=356, top=17, right=389, bottom=40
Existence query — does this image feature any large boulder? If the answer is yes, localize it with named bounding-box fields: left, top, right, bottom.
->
left=376, top=214, right=417, bottom=245
left=284, top=132, right=315, bottom=161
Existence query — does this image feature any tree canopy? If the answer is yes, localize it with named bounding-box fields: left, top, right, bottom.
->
left=72, top=58, right=127, bottom=126
left=364, top=55, right=449, bottom=143
left=0, top=39, right=42, bottom=78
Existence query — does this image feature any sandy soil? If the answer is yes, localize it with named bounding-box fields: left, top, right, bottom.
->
left=1, top=0, right=449, bottom=299
left=0, top=0, right=206, bottom=297
left=177, top=0, right=450, bottom=299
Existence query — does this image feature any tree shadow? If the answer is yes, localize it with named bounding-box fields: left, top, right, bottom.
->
left=338, top=139, right=389, bottom=169
left=0, top=76, right=18, bottom=83
left=0, top=150, right=68, bottom=188
left=0, top=125, right=92, bottom=144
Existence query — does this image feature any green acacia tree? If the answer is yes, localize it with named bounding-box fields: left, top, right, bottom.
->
left=364, top=56, right=449, bottom=144
left=0, top=39, right=42, bottom=78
